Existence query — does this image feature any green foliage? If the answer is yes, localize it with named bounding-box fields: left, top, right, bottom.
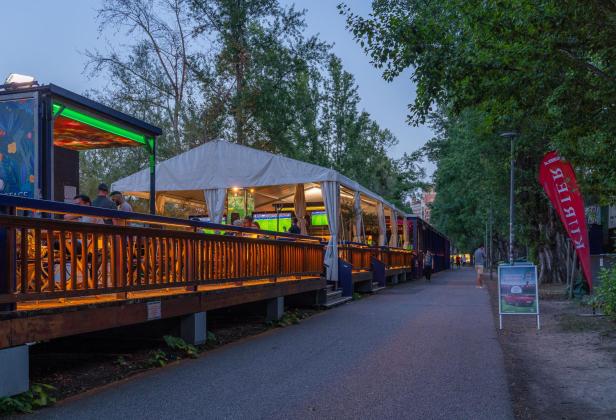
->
left=206, top=331, right=218, bottom=344
left=115, top=355, right=132, bottom=369
left=271, top=309, right=308, bottom=327
left=146, top=349, right=169, bottom=367
left=596, top=268, right=616, bottom=319
left=352, top=292, right=363, bottom=300
left=342, top=0, right=616, bottom=270
left=0, top=383, right=56, bottom=415
left=83, top=0, right=425, bottom=209
left=163, top=335, right=199, bottom=358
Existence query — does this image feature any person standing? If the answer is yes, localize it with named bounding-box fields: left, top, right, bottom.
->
left=110, top=191, right=134, bottom=226
left=474, top=245, right=486, bottom=288
left=423, top=250, right=434, bottom=282
left=288, top=217, right=301, bottom=234
left=455, top=255, right=461, bottom=269
left=110, top=191, right=133, bottom=213
left=91, top=183, right=116, bottom=224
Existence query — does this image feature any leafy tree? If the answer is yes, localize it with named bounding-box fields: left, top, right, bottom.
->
left=342, top=0, right=616, bottom=282
left=82, top=0, right=425, bottom=214
left=190, top=0, right=329, bottom=150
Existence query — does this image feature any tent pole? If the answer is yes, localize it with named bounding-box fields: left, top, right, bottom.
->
left=148, top=136, right=156, bottom=214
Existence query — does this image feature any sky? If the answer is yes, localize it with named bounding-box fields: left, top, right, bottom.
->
left=0, top=0, right=434, bottom=175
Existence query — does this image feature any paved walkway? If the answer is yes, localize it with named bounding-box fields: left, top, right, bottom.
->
left=34, top=268, right=513, bottom=419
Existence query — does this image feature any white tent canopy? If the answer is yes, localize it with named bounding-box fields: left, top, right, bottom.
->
left=112, top=139, right=405, bottom=215
left=113, top=139, right=409, bottom=282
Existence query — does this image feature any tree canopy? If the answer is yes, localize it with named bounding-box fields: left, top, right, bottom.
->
left=342, top=0, right=616, bottom=281
left=81, top=0, right=425, bottom=209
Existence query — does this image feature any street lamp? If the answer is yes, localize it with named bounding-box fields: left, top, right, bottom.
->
left=273, top=202, right=285, bottom=232
left=500, top=131, right=518, bottom=265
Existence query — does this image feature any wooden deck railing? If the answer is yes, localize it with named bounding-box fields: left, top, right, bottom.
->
left=0, top=215, right=323, bottom=304
left=0, top=196, right=414, bottom=307
left=338, top=243, right=372, bottom=271
left=0, top=196, right=324, bottom=306
left=373, top=247, right=414, bottom=269
left=339, top=243, right=414, bottom=271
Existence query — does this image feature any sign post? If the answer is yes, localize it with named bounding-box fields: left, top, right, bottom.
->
left=498, top=263, right=540, bottom=330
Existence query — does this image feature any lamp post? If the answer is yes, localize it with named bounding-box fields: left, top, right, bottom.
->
left=489, top=207, right=493, bottom=278
left=500, top=131, right=518, bottom=265
left=273, top=203, right=284, bottom=232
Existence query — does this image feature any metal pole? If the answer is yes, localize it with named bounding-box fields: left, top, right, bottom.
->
left=489, top=208, right=493, bottom=279
left=509, top=135, right=515, bottom=264
left=149, top=137, right=156, bottom=214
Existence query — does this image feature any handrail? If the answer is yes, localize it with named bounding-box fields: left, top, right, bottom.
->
left=0, top=214, right=324, bottom=304
left=0, top=195, right=416, bottom=308
left=0, top=195, right=320, bottom=243
left=338, top=243, right=413, bottom=271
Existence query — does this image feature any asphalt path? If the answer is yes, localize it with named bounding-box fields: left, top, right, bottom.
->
left=33, top=268, right=513, bottom=419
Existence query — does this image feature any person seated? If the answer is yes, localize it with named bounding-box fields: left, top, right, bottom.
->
left=243, top=215, right=260, bottom=229
left=64, top=195, right=101, bottom=224
left=230, top=212, right=243, bottom=227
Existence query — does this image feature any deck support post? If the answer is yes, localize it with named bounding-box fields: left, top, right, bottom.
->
left=180, top=311, right=207, bottom=345
left=266, top=296, right=284, bottom=322
left=0, top=204, right=16, bottom=312
left=0, top=345, right=29, bottom=398
left=389, top=274, right=399, bottom=285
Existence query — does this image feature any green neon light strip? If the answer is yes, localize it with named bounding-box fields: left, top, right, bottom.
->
left=52, top=103, right=146, bottom=145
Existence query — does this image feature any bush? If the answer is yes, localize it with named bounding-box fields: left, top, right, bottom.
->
left=596, top=268, right=616, bottom=319
left=0, top=383, right=56, bottom=414
left=163, top=335, right=198, bottom=358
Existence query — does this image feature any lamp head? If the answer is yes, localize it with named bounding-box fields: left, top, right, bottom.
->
left=499, top=131, right=519, bottom=139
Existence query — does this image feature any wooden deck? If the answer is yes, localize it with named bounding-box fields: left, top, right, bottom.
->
left=0, top=196, right=415, bottom=350
left=0, top=276, right=325, bottom=349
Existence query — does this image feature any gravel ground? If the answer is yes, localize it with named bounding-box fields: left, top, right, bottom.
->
left=486, top=277, right=616, bottom=419
left=29, top=268, right=513, bottom=420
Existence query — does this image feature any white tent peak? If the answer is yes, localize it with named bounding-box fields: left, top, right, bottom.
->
left=112, top=139, right=405, bottom=213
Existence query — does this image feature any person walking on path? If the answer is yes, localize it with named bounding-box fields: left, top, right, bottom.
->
left=423, top=250, right=434, bottom=281
left=474, top=245, right=486, bottom=288
left=455, top=255, right=461, bottom=269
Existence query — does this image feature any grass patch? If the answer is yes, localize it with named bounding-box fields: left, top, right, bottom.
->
left=558, top=313, right=609, bottom=333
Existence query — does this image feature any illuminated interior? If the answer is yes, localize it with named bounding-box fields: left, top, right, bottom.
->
left=52, top=102, right=150, bottom=150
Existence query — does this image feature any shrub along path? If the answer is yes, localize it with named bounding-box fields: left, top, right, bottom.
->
left=32, top=268, right=513, bottom=419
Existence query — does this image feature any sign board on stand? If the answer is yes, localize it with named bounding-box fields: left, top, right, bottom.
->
left=498, top=263, right=540, bottom=330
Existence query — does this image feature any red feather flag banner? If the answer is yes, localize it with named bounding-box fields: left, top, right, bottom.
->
left=538, top=151, right=591, bottom=290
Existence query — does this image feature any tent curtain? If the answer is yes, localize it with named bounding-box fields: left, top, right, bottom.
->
left=321, top=181, right=340, bottom=281
left=377, top=202, right=386, bottom=247
left=155, top=194, right=166, bottom=215
left=389, top=208, right=399, bottom=248
left=294, top=184, right=308, bottom=235
left=204, top=188, right=227, bottom=224
left=352, top=190, right=363, bottom=243
left=403, top=217, right=410, bottom=249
